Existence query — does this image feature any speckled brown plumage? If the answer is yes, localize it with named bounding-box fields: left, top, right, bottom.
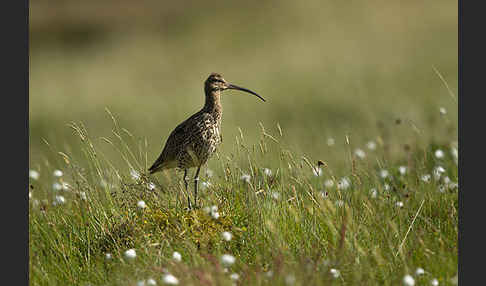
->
left=149, top=73, right=265, bottom=209
left=149, top=85, right=222, bottom=172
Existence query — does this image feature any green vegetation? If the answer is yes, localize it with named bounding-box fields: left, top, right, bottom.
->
left=29, top=0, right=457, bottom=285
left=29, top=115, right=457, bottom=285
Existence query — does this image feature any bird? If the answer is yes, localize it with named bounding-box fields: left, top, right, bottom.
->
left=148, top=73, right=265, bottom=209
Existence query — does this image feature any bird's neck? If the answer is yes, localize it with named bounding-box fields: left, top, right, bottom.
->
left=204, top=89, right=223, bottom=118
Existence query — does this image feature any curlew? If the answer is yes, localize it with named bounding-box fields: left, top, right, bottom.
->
left=148, top=73, right=265, bottom=209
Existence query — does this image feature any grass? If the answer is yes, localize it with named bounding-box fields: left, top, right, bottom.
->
left=29, top=111, right=457, bottom=285
left=29, top=1, right=457, bottom=284
left=29, top=0, right=457, bottom=170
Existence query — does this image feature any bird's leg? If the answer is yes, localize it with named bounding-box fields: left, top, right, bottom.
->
left=194, top=166, right=201, bottom=208
left=183, top=169, right=192, bottom=210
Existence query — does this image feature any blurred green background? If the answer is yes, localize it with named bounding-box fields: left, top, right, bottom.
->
left=29, top=0, right=457, bottom=170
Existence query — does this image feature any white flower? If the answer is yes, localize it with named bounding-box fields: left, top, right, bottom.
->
left=448, top=182, right=459, bottom=190
left=367, top=141, right=377, bottom=150
left=396, top=201, right=404, bottom=208
left=337, top=177, right=350, bottom=190
left=137, top=200, right=147, bottom=209
left=415, top=267, right=425, bottom=276
left=438, top=185, right=446, bottom=193
left=221, top=254, right=236, bottom=267
left=354, top=148, right=366, bottom=159
left=324, top=179, right=334, bottom=188
left=53, top=195, right=66, bottom=205
left=399, top=166, right=407, bottom=175
left=450, top=274, right=458, bottom=285
left=443, top=176, right=451, bottom=184
left=335, top=200, right=344, bottom=207
left=435, top=166, right=446, bottom=173
left=148, top=182, right=156, bottom=190
left=240, top=174, right=251, bottom=183
left=137, top=280, right=146, bottom=286
left=330, top=268, right=340, bottom=278
left=265, top=270, right=274, bottom=278
left=105, top=253, right=112, bottom=260
left=222, top=231, right=233, bottom=241
left=451, top=147, right=459, bottom=165
left=124, top=249, right=136, bottom=260
left=370, top=188, right=378, bottom=198
left=32, top=199, right=40, bottom=207
left=53, top=182, right=63, bottom=191
left=29, top=170, right=40, bottom=180
left=439, top=107, right=447, bottom=115
left=162, top=274, right=179, bottom=285
left=263, top=168, right=272, bottom=176
left=271, top=191, right=280, bottom=200
left=450, top=147, right=458, bottom=159
left=433, top=166, right=446, bottom=180
left=313, top=167, right=322, bottom=177
left=383, top=183, right=391, bottom=191
left=320, top=191, right=329, bottom=199
left=53, top=169, right=63, bottom=177
left=230, top=273, right=240, bottom=281
left=208, top=205, right=220, bottom=219
left=172, top=251, right=182, bottom=262
left=285, top=274, right=296, bottom=285
left=200, top=181, right=211, bottom=190
left=146, top=278, right=157, bottom=286
left=61, top=182, right=71, bottom=191
left=421, top=174, right=431, bottom=183
left=430, top=278, right=439, bottom=286
left=212, top=211, right=220, bottom=220
left=205, top=169, right=214, bottom=178
left=435, top=149, right=445, bottom=159
left=379, top=169, right=389, bottom=179
left=130, top=169, right=141, bottom=180
left=327, top=138, right=335, bottom=146
left=79, top=192, right=87, bottom=201
left=403, top=274, right=415, bottom=286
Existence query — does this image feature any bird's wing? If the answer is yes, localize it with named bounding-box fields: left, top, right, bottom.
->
left=149, top=111, right=204, bottom=173
left=149, top=123, right=186, bottom=172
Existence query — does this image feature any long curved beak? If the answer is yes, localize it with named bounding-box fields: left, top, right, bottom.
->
left=227, top=84, right=265, bottom=102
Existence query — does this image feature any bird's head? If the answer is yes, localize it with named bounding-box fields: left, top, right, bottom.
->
left=204, top=72, right=265, bottom=102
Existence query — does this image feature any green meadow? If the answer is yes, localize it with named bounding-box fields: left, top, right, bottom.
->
left=29, top=1, right=457, bottom=285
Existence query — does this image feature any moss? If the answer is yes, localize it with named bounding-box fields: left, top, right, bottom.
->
left=139, top=208, right=234, bottom=250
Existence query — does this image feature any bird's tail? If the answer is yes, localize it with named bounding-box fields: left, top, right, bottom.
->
left=148, top=160, right=164, bottom=174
